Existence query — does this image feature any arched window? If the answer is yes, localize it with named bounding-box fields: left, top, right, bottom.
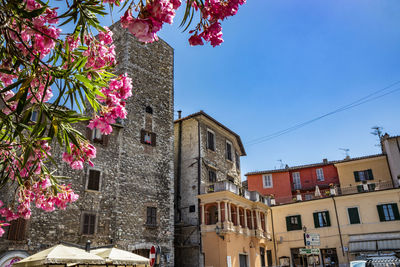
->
left=145, top=106, right=153, bottom=114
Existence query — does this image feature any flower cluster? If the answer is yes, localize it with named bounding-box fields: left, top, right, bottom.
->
left=188, top=0, right=246, bottom=47
left=120, top=0, right=182, bottom=43
left=62, top=142, right=96, bottom=170
left=88, top=74, right=133, bottom=134
left=83, top=27, right=116, bottom=70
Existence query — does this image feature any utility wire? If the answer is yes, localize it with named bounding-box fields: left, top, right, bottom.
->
left=246, top=80, right=400, bottom=146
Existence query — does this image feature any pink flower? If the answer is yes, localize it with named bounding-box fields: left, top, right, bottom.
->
left=189, top=34, right=204, bottom=46
left=127, top=19, right=158, bottom=43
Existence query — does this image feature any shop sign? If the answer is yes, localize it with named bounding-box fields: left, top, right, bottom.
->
left=299, top=248, right=320, bottom=255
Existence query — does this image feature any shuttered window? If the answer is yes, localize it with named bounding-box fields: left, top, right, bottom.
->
left=207, top=130, right=215, bottom=151
left=347, top=207, right=361, bottom=224
left=313, top=211, right=331, bottom=228
left=82, top=213, right=96, bottom=235
left=86, top=128, right=109, bottom=146
left=87, top=169, right=101, bottom=191
left=354, top=169, right=374, bottom=182
left=316, top=168, right=324, bottom=181
left=146, top=207, right=157, bottom=226
left=377, top=204, right=400, bottom=222
left=7, top=218, right=27, bottom=241
left=286, top=215, right=302, bottom=231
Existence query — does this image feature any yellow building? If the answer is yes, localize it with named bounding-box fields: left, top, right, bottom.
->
left=198, top=181, right=275, bottom=267
left=271, top=188, right=400, bottom=267
left=334, top=154, right=393, bottom=194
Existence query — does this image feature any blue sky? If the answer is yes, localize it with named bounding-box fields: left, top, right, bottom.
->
left=102, top=0, right=400, bottom=178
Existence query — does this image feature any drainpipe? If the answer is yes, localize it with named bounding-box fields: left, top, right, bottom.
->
left=176, top=111, right=182, bottom=222
left=270, top=208, right=278, bottom=266
left=332, top=196, right=345, bottom=257
left=197, top=119, right=204, bottom=265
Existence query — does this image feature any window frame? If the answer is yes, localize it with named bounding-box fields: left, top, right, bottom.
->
left=226, top=140, right=233, bottom=161
left=347, top=207, right=361, bottom=225
left=235, top=151, right=240, bottom=169
left=377, top=203, right=400, bottom=222
left=208, top=169, right=217, bottom=183
left=86, top=168, right=102, bottom=191
left=140, top=129, right=156, bottom=146
left=81, top=212, right=97, bottom=235
left=146, top=207, right=157, bottom=227
left=7, top=218, right=27, bottom=241
left=262, top=174, right=273, bottom=188
left=292, top=172, right=301, bottom=190
left=207, top=129, right=216, bottom=151
left=313, top=211, right=331, bottom=228
left=285, top=215, right=302, bottom=231
left=316, top=168, right=324, bottom=181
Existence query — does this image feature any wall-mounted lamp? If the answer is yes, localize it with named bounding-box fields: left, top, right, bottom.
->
left=215, top=225, right=224, bottom=240
left=302, top=225, right=307, bottom=233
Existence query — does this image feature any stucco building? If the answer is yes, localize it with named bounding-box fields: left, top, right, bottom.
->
left=271, top=188, right=400, bottom=267
left=0, top=23, right=175, bottom=267
left=381, top=134, right=400, bottom=188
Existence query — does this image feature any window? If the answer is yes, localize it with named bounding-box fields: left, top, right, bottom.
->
left=263, top=174, right=273, bottom=188
left=286, top=215, right=302, bottom=231
left=7, top=218, right=27, bottom=241
left=140, top=130, right=156, bottom=146
left=87, top=169, right=101, bottom=191
left=292, top=172, right=301, bottom=190
left=146, top=207, right=157, bottom=226
left=313, top=211, right=331, bottom=228
left=207, top=130, right=215, bottom=151
left=145, top=106, right=153, bottom=114
left=226, top=141, right=232, bottom=161
left=347, top=207, right=361, bottom=224
left=235, top=151, right=240, bottom=169
left=86, top=128, right=109, bottom=146
left=316, top=168, right=324, bottom=181
left=208, top=169, right=217, bottom=183
left=82, top=213, right=96, bottom=235
left=227, top=175, right=235, bottom=183
left=354, top=169, right=374, bottom=182
left=31, top=110, right=38, bottom=122
left=189, top=205, right=195, bottom=213
left=357, top=183, right=375, bottom=193
left=377, top=203, right=400, bottom=222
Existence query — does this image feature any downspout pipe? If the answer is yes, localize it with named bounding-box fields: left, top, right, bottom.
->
left=332, top=196, right=345, bottom=257
left=176, top=112, right=182, bottom=222
left=270, top=208, right=278, bottom=266
left=197, top=119, right=204, bottom=264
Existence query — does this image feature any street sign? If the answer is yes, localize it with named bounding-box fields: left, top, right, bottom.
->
left=305, top=233, right=320, bottom=246
left=149, top=246, right=156, bottom=266
left=299, top=248, right=320, bottom=255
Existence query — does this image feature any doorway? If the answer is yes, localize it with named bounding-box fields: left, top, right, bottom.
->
left=239, top=254, right=248, bottom=267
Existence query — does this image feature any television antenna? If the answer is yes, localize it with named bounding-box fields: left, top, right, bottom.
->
left=339, top=148, right=350, bottom=157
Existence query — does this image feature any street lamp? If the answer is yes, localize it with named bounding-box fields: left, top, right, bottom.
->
left=215, top=225, right=224, bottom=240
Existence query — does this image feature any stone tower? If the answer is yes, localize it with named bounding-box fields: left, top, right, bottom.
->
left=0, top=23, right=175, bottom=267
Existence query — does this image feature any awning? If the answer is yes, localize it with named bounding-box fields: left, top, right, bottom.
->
left=349, top=232, right=400, bottom=253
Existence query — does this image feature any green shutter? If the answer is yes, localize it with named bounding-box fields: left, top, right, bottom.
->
left=354, top=171, right=360, bottom=182
left=325, top=211, right=331, bottom=227
left=313, top=213, right=319, bottom=228
left=297, top=215, right=302, bottom=230
left=377, top=205, right=385, bottom=221
left=367, top=169, right=374, bottom=180
left=348, top=208, right=360, bottom=224
left=286, top=216, right=292, bottom=231
left=357, top=185, right=363, bottom=193
left=392, top=204, right=400, bottom=220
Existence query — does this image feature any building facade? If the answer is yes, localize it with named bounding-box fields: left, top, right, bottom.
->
left=174, top=111, right=252, bottom=267
left=381, top=134, right=400, bottom=188
left=0, top=23, right=175, bottom=267
left=334, top=154, right=393, bottom=194
left=271, top=188, right=400, bottom=267
left=246, top=160, right=340, bottom=205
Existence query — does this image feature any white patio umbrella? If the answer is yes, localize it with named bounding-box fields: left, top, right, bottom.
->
left=13, top=244, right=106, bottom=267
left=314, top=185, right=321, bottom=198
left=91, top=247, right=150, bottom=266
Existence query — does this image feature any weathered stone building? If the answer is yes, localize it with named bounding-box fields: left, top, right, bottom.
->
left=0, top=23, right=175, bottom=267
left=174, top=111, right=247, bottom=267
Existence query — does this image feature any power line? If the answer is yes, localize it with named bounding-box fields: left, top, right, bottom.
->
left=245, top=80, right=400, bottom=146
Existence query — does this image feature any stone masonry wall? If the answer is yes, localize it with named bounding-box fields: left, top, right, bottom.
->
left=0, top=22, right=175, bottom=267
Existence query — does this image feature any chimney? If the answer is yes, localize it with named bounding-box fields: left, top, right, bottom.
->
left=177, top=110, right=182, bottom=119
left=323, top=158, right=328, bottom=164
